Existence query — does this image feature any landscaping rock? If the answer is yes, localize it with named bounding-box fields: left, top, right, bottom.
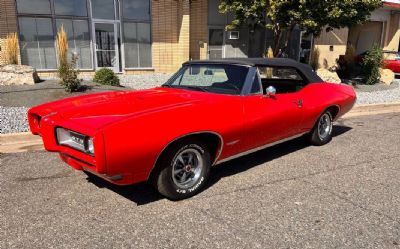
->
left=0, top=65, right=40, bottom=86
left=316, top=69, right=341, bottom=84
left=380, top=68, right=395, bottom=86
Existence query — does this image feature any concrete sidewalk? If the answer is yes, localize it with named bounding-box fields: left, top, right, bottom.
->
left=1, top=102, right=400, bottom=154
left=0, top=132, right=43, bottom=154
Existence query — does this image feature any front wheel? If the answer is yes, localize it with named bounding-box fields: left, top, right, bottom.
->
left=308, top=111, right=333, bottom=146
left=153, top=139, right=211, bottom=200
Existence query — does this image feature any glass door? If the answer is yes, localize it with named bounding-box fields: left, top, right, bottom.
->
left=94, top=22, right=119, bottom=72
left=208, top=28, right=224, bottom=59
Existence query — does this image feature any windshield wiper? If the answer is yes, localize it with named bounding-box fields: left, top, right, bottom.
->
left=171, top=85, right=209, bottom=92
left=183, top=86, right=209, bottom=92
left=162, top=85, right=209, bottom=92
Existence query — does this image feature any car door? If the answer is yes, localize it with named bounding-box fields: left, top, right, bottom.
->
left=242, top=70, right=304, bottom=150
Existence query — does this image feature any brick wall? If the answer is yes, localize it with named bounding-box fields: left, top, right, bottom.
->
left=0, top=0, right=19, bottom=66
left=151, top=0, right=190, bottom=73
left=190, top=0, right=208, bottom=60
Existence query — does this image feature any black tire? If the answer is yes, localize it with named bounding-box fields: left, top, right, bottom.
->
left=308, top=110, right=333, bottom=146
left=152, top=139, right=211, bottom=200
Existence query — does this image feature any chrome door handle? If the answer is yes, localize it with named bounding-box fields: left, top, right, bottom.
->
left=294, top=99, right=303, bottom=107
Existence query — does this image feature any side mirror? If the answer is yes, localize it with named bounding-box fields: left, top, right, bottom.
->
left=265, top=86, right=276, bottom=97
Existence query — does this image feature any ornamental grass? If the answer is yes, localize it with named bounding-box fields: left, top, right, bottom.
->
left=56, top=25, right=68, bottom=67
left=5, top=32, right=19, bottom=65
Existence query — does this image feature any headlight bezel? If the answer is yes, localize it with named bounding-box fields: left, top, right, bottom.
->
left=55, top=128, right=95, bottom=156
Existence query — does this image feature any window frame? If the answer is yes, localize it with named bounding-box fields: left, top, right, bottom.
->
left=255, top=66, right=310, bottom=95
left=16, top=0, right=52, bottom=15
left=257, top=66, right=305, bottom=81
left=121, top=0, right=153, bottom=70
left=249, top=70, right=263, bottom=95
left=55, top=18, right=93, bottom=69
left=15, top=0, right=93, bottom=71
left=18, top=16, right=58, bottom=70
left=53, top=0, right=89, bottom=17
left=15, top=0, right=153, bottom=71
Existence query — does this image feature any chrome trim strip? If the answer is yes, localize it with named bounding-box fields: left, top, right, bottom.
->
left=215, top=132, right=307, bottom=165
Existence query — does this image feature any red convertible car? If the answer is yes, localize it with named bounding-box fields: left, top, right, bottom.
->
left=28, top=58, right=356, bottom=200
left=356, top=50, right=400, bottom=74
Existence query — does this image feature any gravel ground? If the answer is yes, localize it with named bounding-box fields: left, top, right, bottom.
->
left=355, top=80, right=400, bottom=105
left=0, top=106, right=29, bottom=134
left=119, top=74, right=172, bottom=89
left=1, top=76, right=399, bottom=134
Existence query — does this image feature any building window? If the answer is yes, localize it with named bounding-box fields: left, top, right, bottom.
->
left=91, top=0, right=116, bottom=20
left=56, top=19, right=92, bottom=69
left=123, top=22, right=151, bottom=68
left=54, top=0, right=88, bottom=17
left=18, top=17, right=57, bottom=70
left=229, top=31, right=240, bottom=40
left=16, top=0, right=91, bottom=70
left=16, top=0, right=51, bottom=15
left=123, top=0, right=152, bottom=68
left=15, top=0, right=152, bottom=70
left=123, top=0, right=150, bottom=20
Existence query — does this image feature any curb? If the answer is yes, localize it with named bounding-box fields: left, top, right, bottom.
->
left=342, top=102, right=400, bottom=118
left=0, top=132, right=43, bottom=154
left=1, top=102, right=400, bottom=154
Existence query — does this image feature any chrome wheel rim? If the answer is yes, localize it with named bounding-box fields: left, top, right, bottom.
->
left=172, top=149, right=204, bottom=189
left=318, top=113, right=332, bottom=140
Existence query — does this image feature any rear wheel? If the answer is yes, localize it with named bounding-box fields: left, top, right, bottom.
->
left=153, top=139, right=211, bottom=200
left=308, top=111, right=333, bottom=146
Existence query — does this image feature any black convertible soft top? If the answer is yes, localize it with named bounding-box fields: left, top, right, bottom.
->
left=183, top=58, right=323, bottom=83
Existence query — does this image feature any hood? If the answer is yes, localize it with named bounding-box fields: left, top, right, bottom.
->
left=30, top=88, right=204, bottom=130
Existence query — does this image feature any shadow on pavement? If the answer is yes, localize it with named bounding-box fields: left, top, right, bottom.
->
left=206, top=125, right=352, bottom=190
left=86, top=125, right=352, bottom=205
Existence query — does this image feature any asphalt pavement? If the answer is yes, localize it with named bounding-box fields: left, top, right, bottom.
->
left=1, top=113, right=400, bottom=249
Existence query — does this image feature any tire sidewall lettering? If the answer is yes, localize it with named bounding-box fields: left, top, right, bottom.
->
left=170, top=144, right=206, bottom=195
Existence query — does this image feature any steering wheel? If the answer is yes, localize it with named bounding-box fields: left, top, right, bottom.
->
left=221, top=82, right=240, bottom=92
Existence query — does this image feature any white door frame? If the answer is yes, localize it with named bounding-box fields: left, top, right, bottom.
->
left=92, top=21, right=120, bottom=72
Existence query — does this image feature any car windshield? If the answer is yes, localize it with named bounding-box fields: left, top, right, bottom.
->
left=163, top=64, right=250, bottom=95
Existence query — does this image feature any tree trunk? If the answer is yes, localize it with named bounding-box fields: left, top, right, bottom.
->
left=273, top=29, right=282, bottom=56
left=273, top=24, right=296, bottom=57
left=284, top=24, right=296, bottom=50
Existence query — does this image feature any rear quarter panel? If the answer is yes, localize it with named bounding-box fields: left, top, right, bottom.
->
left=298, top=83, right=356, bottom=132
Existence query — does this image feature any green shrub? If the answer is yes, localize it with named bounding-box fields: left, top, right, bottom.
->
left=58, top=55, right=81, bottom=92
left=56, top=25, right=81, bottom=92
left=362, top=45, right=383, bottom=85
left=93, top=68, right=120, bottom=86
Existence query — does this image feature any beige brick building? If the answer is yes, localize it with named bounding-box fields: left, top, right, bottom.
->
left=0, top=0, right=202, bottom=76
left=0, top=0, right=264, bottom=78
left=0, top=0, right=18, bottom=65
left=1, top=0, right=400, bottom=77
